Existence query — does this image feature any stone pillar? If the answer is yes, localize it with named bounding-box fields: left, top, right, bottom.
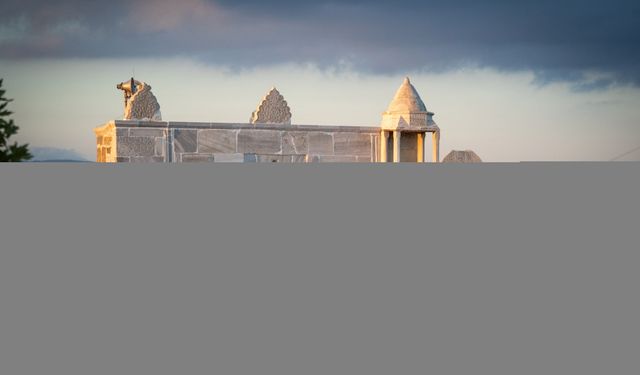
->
left=380, top=131, right=389, bottom=163
left=432, top=130, right=440, bottom=163
left=417, top=132, right=425, bottom=163
left=393, top=130, right=401, bottom=163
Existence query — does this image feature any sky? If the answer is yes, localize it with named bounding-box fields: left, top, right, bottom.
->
left=1, top=0, right=639, bottom=161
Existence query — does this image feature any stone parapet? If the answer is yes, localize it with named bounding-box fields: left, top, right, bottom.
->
left=95, top=121, right=381, bottom=163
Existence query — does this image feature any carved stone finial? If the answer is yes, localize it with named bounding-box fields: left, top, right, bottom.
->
left=250, top=87, right=292, bottom=125
left=117, top=78, right=162, bottom=121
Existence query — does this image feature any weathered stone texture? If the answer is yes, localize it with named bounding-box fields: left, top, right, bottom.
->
left=308, top=155, right=358, bottom=163
left=237, top=130, right=282, bottom=154
left=291, top=155, right=307, bottom=163
left=334, top=132, right=371, bottom=157
left=198, top=129, right=237, bottom=153
left=119, top=80, right=162, bottom=121
left=250, top=88, right=292, bottom=125
left=181, top=154, right=213, bottom=162
left=130, top=156, right=165, bottom=163
left=104, top=123, right=381, bottom=163
left=130, top=128, right=164, bottom=138
left=308, top=133, right=333, bottom=155
left=282, top=132, right=308, bottom=155
left=174, top=129, right=197, bottom=154
left=256, top=154, right=295, bottom=163
left=154, top=138, right=164, bottom=157
left=117, top=136, right=156, bottom=157
left=213, top=153, right=245, bottom=163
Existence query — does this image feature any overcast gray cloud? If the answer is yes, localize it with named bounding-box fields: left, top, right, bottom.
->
left=1, top=0, right=639, bottom=87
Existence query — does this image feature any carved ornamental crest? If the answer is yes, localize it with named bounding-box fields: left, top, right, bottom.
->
left=250, top=87, right=292, bottom=125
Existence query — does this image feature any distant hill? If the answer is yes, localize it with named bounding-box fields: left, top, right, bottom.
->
left=29, top=147, right=90, bottom=162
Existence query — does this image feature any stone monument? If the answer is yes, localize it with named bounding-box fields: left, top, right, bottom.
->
left=96, top=77, right=448, bottom=163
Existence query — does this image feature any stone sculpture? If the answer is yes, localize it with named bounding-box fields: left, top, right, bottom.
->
left=250, top=87, right=292, bottom=125
left=117, top=78, right=162, bottom=121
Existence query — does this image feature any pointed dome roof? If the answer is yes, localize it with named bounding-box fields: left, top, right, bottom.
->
left=386, top=77, right=427, bottom=113
left=442, top=150, right=483, bottom=163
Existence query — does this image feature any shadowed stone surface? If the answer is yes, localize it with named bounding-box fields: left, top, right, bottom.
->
left=243, top=154, right=258, bottom=163
left=237, top=130, right=282, bottom=154
left=116, top=128, right=129, bottom=137
left=130, top=156, right=165, bottom=163
left=117, top=136, right=155, bottom=157
left=174, top=129, right=197, bottom=154
left=401, top=133, right=418, bottom=162
left=199, top=129, right=237, bottom=153
left=308, top=133, right=334, bottom=155
left=256, top=154, right=296, bottom=163
left=213, top=153, right=244, bottom=162
left=181, top=154, right=213, bottom=162
left=309, top=155, right=357, bottom=163
left=291, top=155, right=307, bottom=163
left=130, top=128, right=164, bottom=138
left=334, top=133, right=372, bottom=157
left=154, top=138, right=164, bottom=157
left=282, top=132, right=309, bottom=155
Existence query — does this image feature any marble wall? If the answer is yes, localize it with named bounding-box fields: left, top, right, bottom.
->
left=95, top=121, right=381, bottom=163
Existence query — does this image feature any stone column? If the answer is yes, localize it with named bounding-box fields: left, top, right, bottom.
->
left=417, top=132, right=425, bottom=163
left=432, top=130, right=440, bottom=163
left=393, top=130, right=401, bottom=163
left=380, top=131, right=389, bottom=163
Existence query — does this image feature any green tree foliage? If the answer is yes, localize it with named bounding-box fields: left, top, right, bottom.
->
left=0, top=79, right=32, bottom=162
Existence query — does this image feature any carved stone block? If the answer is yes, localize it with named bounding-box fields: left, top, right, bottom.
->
left=130, top=128, right=165, bottom=138
left=237, top=130, right=282, bottom=154
left=282, top=132, right=309, bottom=155
left=117, top=136, right=155, bottom=157
left=174, top=129, right=197, bottom=154
left=334, top=133, right=371, bottom=156
left=198, top=129, right=237, bottom=154
left=308, top=133, right=334, bottom=155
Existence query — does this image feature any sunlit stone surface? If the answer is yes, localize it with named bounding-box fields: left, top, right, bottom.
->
left=116, top=78, right=162, bottom=121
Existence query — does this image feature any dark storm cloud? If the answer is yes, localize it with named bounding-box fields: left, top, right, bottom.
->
left=1, top=0, right=639, bottom=87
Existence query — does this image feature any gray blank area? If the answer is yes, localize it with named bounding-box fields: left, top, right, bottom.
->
left=0, top=163, right=639, bottom=375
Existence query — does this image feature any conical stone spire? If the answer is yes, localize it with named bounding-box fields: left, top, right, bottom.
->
left=386, top=77, right=427, bottom=113
left=250, top=87, right=292, bottom=125
left=381, top=77, right=432, bottom=130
